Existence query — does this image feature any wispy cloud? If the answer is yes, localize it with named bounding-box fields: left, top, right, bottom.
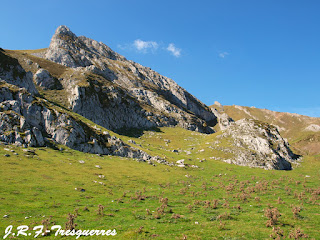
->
left=167, top=43, right=181, bottom=57
left=219, top=52, right=229, bottom=58
left=133, top=39, right=158, bottom=52
left=118, top=40, right=182, bottom=57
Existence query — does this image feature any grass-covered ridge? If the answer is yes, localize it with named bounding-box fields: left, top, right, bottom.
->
left=1, top=127, right=319, bottom=239
left=212, top=104, right=320, bottom=156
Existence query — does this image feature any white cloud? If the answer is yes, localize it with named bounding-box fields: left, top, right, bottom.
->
left=119, top=40, right=182, bottom=57
left=133, top=39, right=158, bottom=52
left=219, top=52, right=229, bottom=58
left=167, top=43, right=181, bottom=57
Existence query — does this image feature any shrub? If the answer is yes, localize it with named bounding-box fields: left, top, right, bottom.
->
left=65, top=213, right=77, bottom=230
left=97, top=204, right=105, bottom=216
left=264, top=207, right=281, bottom=227
left=270, top=226, right=284, bottom=240
left=288, top=228, right=308, bottom=239
left=292, top=206, right=302, bottom=219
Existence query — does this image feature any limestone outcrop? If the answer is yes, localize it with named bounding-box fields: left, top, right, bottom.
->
left=36, top=26, right=217, bottom=133
left=220, top=119, right=298, bottom=170
left=0, top=26, right=301, bottom=170
left=0, top=81, right=157, bottom=161
left=0, top=49, right=38, bottom=94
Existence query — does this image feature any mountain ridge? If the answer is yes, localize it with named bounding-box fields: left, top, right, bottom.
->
left=0, top=25, right=303, bottom=170
left=212, top=103, right=320, bottom=155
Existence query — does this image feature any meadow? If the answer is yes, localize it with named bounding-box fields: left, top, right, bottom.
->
left=1, top=127, right=319, bottom=239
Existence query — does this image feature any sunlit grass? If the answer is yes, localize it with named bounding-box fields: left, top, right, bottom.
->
left=1, top=127, right=319, bottom=239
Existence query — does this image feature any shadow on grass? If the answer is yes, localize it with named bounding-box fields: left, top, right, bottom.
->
left=116, top=127, right=162, bottom=138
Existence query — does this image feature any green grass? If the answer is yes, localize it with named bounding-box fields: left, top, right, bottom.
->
left=1, top=127, right=319, bottom=239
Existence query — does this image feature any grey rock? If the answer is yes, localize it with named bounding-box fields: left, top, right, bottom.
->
left=0, top=50, right=38, bottom=95
left=0, top=83, right=166, bottom=162
left=176, top=159, right=185, bottom=165
left=37, top=25, right=217, bottom=134
left=211, top=107, right=234, bottom=131
left=220, top=119, right=298, bottom=170
left=33, top=69, right=61, bottom=90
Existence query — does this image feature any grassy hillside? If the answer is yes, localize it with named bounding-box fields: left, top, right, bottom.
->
left=1, top=127, right=319, bottom=239
left=213, top=104, right=320, bottom=156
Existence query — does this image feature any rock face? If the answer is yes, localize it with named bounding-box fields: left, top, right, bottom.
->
left=0, top=49, right=38, bottom=94
left=215, top=104, right=320, bottom=155
left=33, top=69, right=62, bottom=90
left=38, top=25, right=217, bottom=133
left=0, top=27, right=301, bottom=170
left=211, top=107, right=234, bottom=131
left=305, top=124, right=320, bottom=132
left=0, top=81, right=156, bottom=161
left=220, top=119, right=298, bottom=170
left=44, top=25, right=125, bottom=68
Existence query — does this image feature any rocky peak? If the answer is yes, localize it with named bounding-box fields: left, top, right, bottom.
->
left=39, top=26, right=218, bottom=133
left=54, top=25, right=76, bottom=37
left=44, top=25, right=124, bottom=68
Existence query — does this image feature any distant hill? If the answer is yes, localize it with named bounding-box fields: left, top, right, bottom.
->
left=211, top=103, right=320, bottom=155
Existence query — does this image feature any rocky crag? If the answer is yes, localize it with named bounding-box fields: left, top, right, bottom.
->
left=212, top=102, right=320, bottom=155
left=0, top=26, right=300, bottom=169
left=218, top=119, right=298, bottom=170
left=0, top=81, right=162, bottom=162
left=34, top=26, right=217, bottom=134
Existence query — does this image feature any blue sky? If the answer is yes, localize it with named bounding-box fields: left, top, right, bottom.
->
left=1, top=0, right=319, bottom=117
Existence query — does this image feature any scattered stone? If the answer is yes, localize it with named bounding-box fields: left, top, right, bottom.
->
left=26, top=59, right=33, bottom=65
left=128, top=139, right=136, bottom=144
left=95, top=165, right=102, bottom=169
left=305, top=124, right=320, bottom=132
left=79, top=160, right=85, bottom=164
left=176, top=159, right=185, bottom=165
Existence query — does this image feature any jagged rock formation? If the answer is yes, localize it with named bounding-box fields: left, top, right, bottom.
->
left=219, top=119, right=298, bottom=170
left=33, top=69, right=62, bottom=90
left=0, top=26, right=302, bottom=170
left=211, top=106, right=234, bottom=131
left=0, top=81, right=158, bottom=161
left=34, top=26, right=217, bottom=133
left=0, top=49, right=38, bottom=94
left=213, top=103, right=320, bottom=155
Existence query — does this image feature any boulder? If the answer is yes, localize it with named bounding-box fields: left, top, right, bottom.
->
left=33, top=69, right=61, bottom=90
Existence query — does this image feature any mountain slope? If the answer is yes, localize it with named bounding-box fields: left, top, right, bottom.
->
left=32, top=25, right=217, bottom=134
left=0, top=26, right=300, bottom=170
left=212, top=103, right=320, bottom=155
